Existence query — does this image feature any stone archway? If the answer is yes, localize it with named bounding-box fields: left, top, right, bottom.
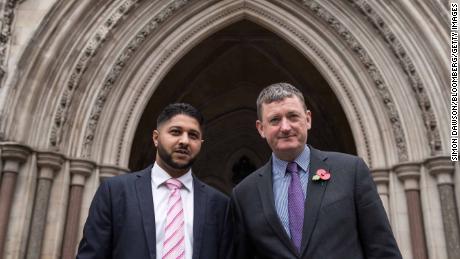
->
left=129, top=20, right=356, bottom=194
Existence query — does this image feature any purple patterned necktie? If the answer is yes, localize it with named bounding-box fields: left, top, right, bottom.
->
left=287, top=162, right=304, bottom=251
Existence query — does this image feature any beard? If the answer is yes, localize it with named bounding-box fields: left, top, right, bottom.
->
left=156, top=142, right=196, bottom=170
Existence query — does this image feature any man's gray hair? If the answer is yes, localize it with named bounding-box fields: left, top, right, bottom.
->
left=256, top=82, right=307, bottom=120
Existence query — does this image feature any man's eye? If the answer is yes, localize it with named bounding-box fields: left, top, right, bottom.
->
left=170, top=129, right=181, bottom=135
left=269, top=118, right=280, bottom=124
left=189, top=133, right=199, bottom=140
left=289, top=114, right=299, bottom=120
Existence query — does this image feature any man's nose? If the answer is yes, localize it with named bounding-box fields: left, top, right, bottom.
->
left=178, top=133, right=190, bottom=144
left=280, top=117, right=291, bottom=131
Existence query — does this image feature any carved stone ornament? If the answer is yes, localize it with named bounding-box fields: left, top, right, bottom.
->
left=0, top=0, right=19, bottom=86
left=347, top=0, right=442, bottom=155
left=50, top=0, right=140, bottom=148
left=299, top=0, right=409, bottom=161
left=82, top=0, right=190, bottom=158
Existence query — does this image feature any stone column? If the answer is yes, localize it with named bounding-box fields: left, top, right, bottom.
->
left=371, top=168, right=390, bottom=215
left=425, top=156, right=460, bottom=259
left=0, top=143, right=30, bottom=258
left=26, top=152, right=64, bottom=259
left=61, top=159, right=95, bottom=259
left=394, top=162, right=428, bottom=259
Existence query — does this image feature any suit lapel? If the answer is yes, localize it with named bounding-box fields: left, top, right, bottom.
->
left=192, top=177, right=207, bottom=259
left=257, top=161, right=299, bottom=256
left=300, top=148, right=330, bottom=257
left=135, top=166, right=156, bottom=259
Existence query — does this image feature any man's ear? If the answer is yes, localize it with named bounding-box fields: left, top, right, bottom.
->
left=152, top=130, right=159, bottom=147
left=305, top=110, right=312, bottom=130
left=256, top=120, right=265, bottom=138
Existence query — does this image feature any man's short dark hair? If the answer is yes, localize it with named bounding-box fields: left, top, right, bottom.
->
left=256, top=82, right=307, bottom=120
left=156, top=103, right=204, bottom=128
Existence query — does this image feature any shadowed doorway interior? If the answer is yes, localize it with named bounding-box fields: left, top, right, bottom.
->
left=129, top=20, right=356, bottom=194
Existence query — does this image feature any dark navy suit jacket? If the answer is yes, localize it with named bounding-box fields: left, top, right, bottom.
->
left=77, top=165, right=231, bottom=259
left=231, top=147, right=402, bottom=259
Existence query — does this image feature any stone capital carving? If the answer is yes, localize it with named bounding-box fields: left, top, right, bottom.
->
left=1, top=142, right=31, bottom=173
left=371, top=168, right=390, bottom=184
left=393, top=162, right=422, bottom=191
left=69, top=159, right=96, bottom=186
left=37, top=151, right=65, bottom=170
left=425, top=156, right=455, bottom=185
left=1, top=142, right=31, bottom=162
left=37, top=151, right=65, bottom=179
left=99, top=164, right=127, bottom=181
left=371, top=168, right=390, bottom=196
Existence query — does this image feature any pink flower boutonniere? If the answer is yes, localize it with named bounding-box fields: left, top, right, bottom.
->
left=312, top=169, right=331, bottom=182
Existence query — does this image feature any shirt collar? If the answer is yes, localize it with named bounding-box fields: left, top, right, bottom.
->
left=272, top=145, right=311, bottom=176
left=151, top=162, right=193, bottom=192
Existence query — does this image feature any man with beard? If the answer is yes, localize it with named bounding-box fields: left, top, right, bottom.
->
left=77, top=103, right=231, bottom=259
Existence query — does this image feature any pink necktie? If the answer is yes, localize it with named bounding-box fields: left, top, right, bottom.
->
left=163, top=178, right=185, bottom=259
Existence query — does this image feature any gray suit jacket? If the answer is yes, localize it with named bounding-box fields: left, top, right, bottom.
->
left=231, top=147, right=402, bottom=259
left=77, top=165, right=232, bottom=259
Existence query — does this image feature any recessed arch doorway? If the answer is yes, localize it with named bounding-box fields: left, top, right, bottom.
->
left=129, top=20, right=356, bottom=194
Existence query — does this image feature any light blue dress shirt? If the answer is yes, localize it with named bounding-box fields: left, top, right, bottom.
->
left=272, top=145, right=310, bottom=238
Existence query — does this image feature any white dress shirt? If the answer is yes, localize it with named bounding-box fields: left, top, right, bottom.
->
left=151, top=163, right=194, bottom=259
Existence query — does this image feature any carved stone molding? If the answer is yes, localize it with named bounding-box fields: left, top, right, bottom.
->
left=393, top=162, right=422, bottom=191
left=0, top=0, right=18, bottom=86
left=81, top=0, right=190, bottom=158
left=371, top=167, right=390, bottom=213
left=69, top=158, right=95, bottom=186
left=425, top=156, right=455, bottom=185
left=49, top=0, right=141, bottom=148
left=347, top=0, right=442, bottom=155
left=36, top=151, right=65, bottom=180
left=299, top=0, right=408, bottom=162
left=371, top=168, right=390, bottom=193
left=1, top=142, right=31, bottom=165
